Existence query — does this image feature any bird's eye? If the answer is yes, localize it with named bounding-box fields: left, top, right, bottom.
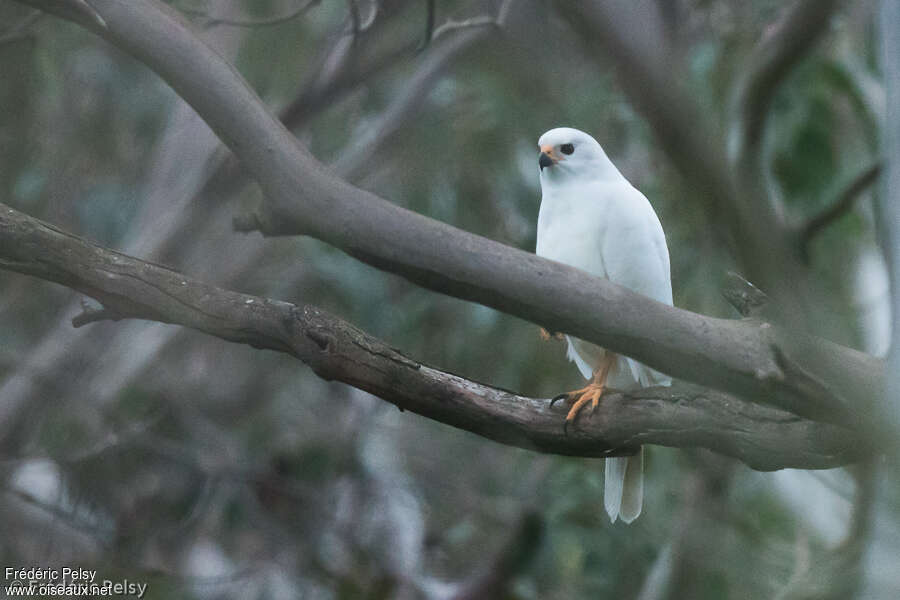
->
left=560, top=143, right=575, bottom=155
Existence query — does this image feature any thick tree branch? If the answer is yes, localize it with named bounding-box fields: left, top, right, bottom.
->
left=13, top=0, right=885, bottom=435
left=0, top=203, right=868, bottom=470
left=0, top=0, right=490, bottom=454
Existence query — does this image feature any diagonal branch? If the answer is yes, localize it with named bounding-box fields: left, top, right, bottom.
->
left=733, top=0, right=843, bottom=165
left=0, top=0, right=493, bottom=455
left=327, top=20, right=496, bottom=179
left=180, top=0, right=319, bottom=29
left=552, top=2, right=816, bottom=322
left=798, top=162, right=882, bottom=262
left=0, top=203, right=868, bottom=470
left=13, top=0, right=885, bottom=436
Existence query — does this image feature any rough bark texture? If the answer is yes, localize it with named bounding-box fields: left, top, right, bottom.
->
left=0, top=203, right=868, bottom=469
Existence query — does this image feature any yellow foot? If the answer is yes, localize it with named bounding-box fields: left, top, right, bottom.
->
left=539, top=327, right=564, bottom=341
left=550, top=382, right=605, bottom=435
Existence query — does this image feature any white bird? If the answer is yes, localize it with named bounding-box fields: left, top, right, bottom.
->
left=535, top=127, right=672, bottom=523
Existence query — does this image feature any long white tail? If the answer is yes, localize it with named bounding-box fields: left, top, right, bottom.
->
left=605, top=448, right=643, bottom=523
left=563, top=343, right=662, bottom=524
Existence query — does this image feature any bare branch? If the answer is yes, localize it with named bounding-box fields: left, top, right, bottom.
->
left=554, top=2, right=733, bottom=217
left=418, top=0, right=435, bottom=50
left=798, top=162, right=882, bottom=263
left=13, top=0, right=886, bottom=436
left=721, top=271, right=771, bottom=318
left=277, top=20, right=416, bottom=132
left=553, top=2, right=815, bottom=314
left=0, top=203, right=868, bottom=470
left=430, top=16, right=498, bottom=41
left=71, top=299, right=123, bottom=327
left=330, top=22, right=493, bottom=179
left=733, top=0, right=842, bottom=165
left=179, top=0, right=320, bottom=29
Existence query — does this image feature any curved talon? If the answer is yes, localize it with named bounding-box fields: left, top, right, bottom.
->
left=551, top=383, right=606, bottom=435
left=549, top=393, right=569, bottom=409
left=551, top=354, right=616, bottom=436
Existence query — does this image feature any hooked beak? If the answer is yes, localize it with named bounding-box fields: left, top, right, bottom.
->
left=539, top=153, right=554, bottom=171
left=538, top=144, right=559, bottom=171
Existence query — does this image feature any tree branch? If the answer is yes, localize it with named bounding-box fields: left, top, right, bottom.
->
left=553, top=1, right=735, bottom=230
left=0, top=203, right=868, bottom=470
left=552, top=2, right=820, bottom=326
left=798, top=162, right=882, bottom=262
left=733, top=0, right=843, bottom=165
left=180, top=0, right=319, bottom=29
left=329, top=20, right=495, bottom=179
left=13, top=0, right=885, bottom=436
left=877, top=0, right=900, bottom=444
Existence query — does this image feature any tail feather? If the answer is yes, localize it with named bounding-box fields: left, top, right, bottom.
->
left=605, top=450, right=643, bottom=524
left=604, top=456, right=626, bottom=520
left=564, top=341, right=655, bottom=524
left=618, top=450, right=643, bottom=523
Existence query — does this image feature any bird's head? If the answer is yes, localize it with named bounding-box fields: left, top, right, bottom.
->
left=537, top=127, right=615, bottom=182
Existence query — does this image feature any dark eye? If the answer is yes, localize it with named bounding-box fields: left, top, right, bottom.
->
left=560, top=143, right=575, bottom=155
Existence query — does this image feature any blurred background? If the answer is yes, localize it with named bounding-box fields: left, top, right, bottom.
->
left=0, top=0, right=896, bottom=598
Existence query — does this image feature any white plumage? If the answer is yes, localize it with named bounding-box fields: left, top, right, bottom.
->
left=535, top=127, right=672, bottom=523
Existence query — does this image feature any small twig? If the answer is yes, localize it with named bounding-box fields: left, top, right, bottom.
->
left=3, top=486, right=114, bottom=542
left=180, top=0, right=319, bottom=29
left=431, top=15, right=498, bottom=41
left=329, top=14, right=496, bottom=179
left=346, top=0, right=360, bottom=37
left=721, top=271, right=770, bottom=318
left=418, top=0, right=435, bottom=51
left=72, top=299, right=124, bottom=327
left=798, top=162, right=882, bottom=263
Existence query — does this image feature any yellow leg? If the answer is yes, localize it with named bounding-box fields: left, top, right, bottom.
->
left=550, top=353, right=616, bottom=434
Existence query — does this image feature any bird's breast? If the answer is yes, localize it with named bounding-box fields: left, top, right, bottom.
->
left=536, top=192, right=609, bottom=277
